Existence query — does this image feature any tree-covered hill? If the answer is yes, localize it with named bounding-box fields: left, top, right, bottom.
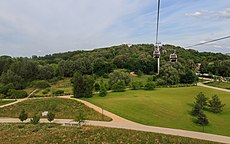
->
left=0, top=44, right=229, bottom=93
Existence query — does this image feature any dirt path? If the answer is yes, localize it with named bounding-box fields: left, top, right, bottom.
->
left=197, top=82, right=230, bottom=92
left=0, top=89, right=38, bottom=108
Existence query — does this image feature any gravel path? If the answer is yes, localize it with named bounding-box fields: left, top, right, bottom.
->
left=197, top=82, right=230, bottom=92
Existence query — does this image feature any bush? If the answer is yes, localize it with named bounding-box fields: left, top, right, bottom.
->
left=94, top=83, right=100, bottom=92
left=30, top=115, right=40, bottom=124
left=99, top=83, right=107, bottom=97
left=111, top=81, right=126, bottom=92
left=108, top=70, right=131, bottom=87
left=0, top=93, right=5, bottom=99
left=52, top=90, right=64, bottom=96
left=47, top=112, right=55, bottom=122
left=31, top=80, right=50, bottom=89
left=145, top=82, right=156, bottom=90
left=156, top=78, right=166, bottom=86
left=19, top=109, right=28, bottom=122
left=42, top=88, right=50, bottom=95
left=136, top=70, right=143, bottom=77
left=130, top=81, right=143, bottom=90
left=0, top=83, right=14, bottom=95
left=10, top=90, right=28, bottom=99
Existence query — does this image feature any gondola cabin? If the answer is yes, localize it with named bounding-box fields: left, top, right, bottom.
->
left=153, top=50, right=161, bottom=58
left=170, top=54, right=177, bottom=62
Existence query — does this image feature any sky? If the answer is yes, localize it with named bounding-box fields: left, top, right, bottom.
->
left=0, top=0, right=229, bottom=57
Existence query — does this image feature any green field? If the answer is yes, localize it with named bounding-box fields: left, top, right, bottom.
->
left=0, top=100, right=16, bottom=106
left=0, top=98, right=111, bottom=121
left=85, top=87, right=230, bottom=136
left=206, top=82, right=230, bottom=90
left=0, top=124, right=219, bottom=144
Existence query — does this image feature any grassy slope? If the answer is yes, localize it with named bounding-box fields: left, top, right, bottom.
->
left=0, top=98, right=111, bottom=121
left=0, top=100, right=16, bottom=106
left=35, top=78, right=73, bottom=96
left=0, top=124, right=219, bottom=144
left=85, top=87, right=230, bottom=136
left=206, top=82, right=230, bottom=90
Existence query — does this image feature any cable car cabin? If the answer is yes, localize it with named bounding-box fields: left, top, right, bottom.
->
left=162, top=49, right=167, bottom=55
left=170, top=54, right=177, bottom=62
left=153, top=50, right=160, bottom=58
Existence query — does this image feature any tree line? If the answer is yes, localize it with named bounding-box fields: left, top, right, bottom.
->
left=0, top=44, right=229, bottom=98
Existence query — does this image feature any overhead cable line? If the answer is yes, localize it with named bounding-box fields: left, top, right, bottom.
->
left=185, top=35, right=230, bottom=48
left=155, top=0, right=161, bottom=45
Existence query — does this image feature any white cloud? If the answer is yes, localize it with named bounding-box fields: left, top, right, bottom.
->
left=186, top=11, right=202, bottom=17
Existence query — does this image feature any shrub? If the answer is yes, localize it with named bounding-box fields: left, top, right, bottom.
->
left=130, top=81, right=143, bottom=90
left=52, top=90, right=64, bottom=96
left=94, top=83, right=100, bottom=92
left=42, top=88, right=50, bottom=95
left=75, top=110, right=85, bottom=126
left=108, top=70, right=131, bottom=87
left=136, top=70, right=143, bottom=77
left=0, top=83, right=14, bottom=95
left=30, top=115, right=40, bottom=124
left=0, top=93, right=5, bottom=99
left=32, top=80, right=50, bottom=89
left=99, top=83, right=107, bottom=97
left=19, top=109, right=28, bottom=122
left=47, top=112, right=55, bottom=122
left=156, top=78, right=166, bottom=86
left=111, top=81, right=126, bottom=92
left=10, top=90, right=28, bottom=99
left=145, top=82, right=156, bottom=90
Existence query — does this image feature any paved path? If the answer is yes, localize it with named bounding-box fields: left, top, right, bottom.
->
left=59, top=96, right=230, bottom=144
left=1, top=95, right=230, bottom=143
left=197, top=82, right=230, bottom=93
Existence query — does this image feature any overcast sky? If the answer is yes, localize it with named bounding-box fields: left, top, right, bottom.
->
left=0, top=0, right=229, bottom=57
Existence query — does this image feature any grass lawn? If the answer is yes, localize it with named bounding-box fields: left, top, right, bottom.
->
left=0, top=100, right=16, bottom=106
left=0, top=98, right=111, bottom=121
left=85, top=86, right=230, bottom=136
left=206, top=82, right=230, bottom=90
left=0, top=124, right=219, bottom=144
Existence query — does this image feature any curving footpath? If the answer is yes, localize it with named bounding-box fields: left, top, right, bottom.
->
left=197, top=82, right=230, bottom=93
left=0, top=89, right=38, bottom=108
left=59, top=96, right=230, bottom=144
left=0, top=95, right=230, bottom=143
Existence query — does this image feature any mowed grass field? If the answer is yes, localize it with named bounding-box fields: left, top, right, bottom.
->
left=85, top=86, right=230, bottom=136
left=0, top=98, right=111, bottom=121
left=0, top=100, right=16, bottom=106
left=0, top=124, right=219, bottom=144
left=206, top=82, right=230, bottom=90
